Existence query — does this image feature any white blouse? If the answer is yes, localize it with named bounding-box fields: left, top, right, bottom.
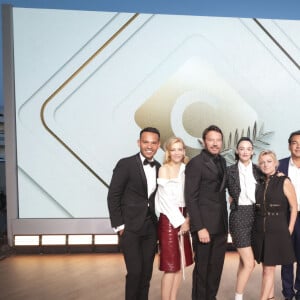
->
left=155, top=163, right=186, bottom=228
left=238, top=161, right=257, bottom=205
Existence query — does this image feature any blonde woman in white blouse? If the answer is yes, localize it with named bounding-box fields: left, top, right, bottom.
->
left=155, top=137, right=193, bottom=300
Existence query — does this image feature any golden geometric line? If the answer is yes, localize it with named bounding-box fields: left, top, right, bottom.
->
left=40, top=13, right=139, bottom=188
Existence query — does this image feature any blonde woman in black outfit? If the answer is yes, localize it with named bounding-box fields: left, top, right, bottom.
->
left=253, top=150, right=297, bottom=300
left=227, top=137, right=261, bottom=300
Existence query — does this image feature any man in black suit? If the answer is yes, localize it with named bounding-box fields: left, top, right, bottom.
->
left=107, top=127, right=161, bottom=300
left=279, top=130, right=300, bottom=300
left=185, top=125, right=228, bottom=300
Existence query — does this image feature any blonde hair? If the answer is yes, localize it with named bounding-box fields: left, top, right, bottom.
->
left=258, top=150, right=279, bottom=168
left=163, top=137, right=189, bottom=164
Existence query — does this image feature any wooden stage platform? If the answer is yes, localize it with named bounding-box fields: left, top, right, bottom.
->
left=0, top=251, right=284, bottom=299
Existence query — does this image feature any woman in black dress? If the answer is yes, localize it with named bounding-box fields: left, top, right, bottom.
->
left=227, top=137, right=261, bottom=300
left=253, top=150, right=297, bottom=300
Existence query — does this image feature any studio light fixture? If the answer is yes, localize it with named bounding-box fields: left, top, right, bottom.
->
left=41, top=235, right=67, bottom=245
left=14, top=234, right=231, bottom=247
left=14, top=235, right=40, bottom=246
left=94, top=234, right=118, bottom=245
left=68, top=234, right=93, bottom=245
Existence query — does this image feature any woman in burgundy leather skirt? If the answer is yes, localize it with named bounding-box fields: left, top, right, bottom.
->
left=155, top=137, right=193, bottom=300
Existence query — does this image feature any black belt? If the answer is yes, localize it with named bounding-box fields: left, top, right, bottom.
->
left=257, top=211, right=285, bottom=217
left=266, top=212, right=282, bottom=216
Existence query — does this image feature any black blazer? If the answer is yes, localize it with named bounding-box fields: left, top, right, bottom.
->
left=107, top=153, right=160, bottom=232
left=227, top=162, right=262, bottom=210
left=278, top=157, right=290, bottom=175
left=185, top=150, right=228, bottom=234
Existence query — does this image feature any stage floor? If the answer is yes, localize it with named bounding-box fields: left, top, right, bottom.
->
left=0, top=251, right=284, bottom=299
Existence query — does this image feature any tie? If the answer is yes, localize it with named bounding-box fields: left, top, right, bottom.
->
left=143, top=159, right=155, bottom=168
left=213, top=156, right=224, bottom=178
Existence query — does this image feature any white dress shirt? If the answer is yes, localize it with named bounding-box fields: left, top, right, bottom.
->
left=288, top=158, right=300, bottom=211
left=140, top=153, right=157, bottom=199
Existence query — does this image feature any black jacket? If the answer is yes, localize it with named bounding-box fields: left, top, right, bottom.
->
left=227, top=162, right=262, bottom=210
left=185, top=150, right=228, bottom=234
left=107, top=153, right=160, bottom=232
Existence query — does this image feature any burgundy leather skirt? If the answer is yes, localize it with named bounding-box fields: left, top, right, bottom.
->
left=158, top=208, right=193, bottom=272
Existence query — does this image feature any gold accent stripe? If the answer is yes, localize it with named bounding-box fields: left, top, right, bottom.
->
left=40, top=13, right=139, bottom=188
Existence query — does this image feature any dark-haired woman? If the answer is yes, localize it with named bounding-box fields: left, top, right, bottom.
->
left=227, top=137, right=262, bottom=300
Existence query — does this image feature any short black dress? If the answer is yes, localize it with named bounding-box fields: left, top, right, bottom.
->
left=227, top=163, right=260, bottom=248
left=252, top=175, right=295, bottom=266
left=229, top=205, right=255, bottom=248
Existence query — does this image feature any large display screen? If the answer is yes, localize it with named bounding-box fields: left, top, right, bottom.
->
left=13, top=8, right=300, bottom=218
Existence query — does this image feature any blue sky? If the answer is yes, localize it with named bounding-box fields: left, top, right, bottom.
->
left=1, top=0, right=300, bottom=108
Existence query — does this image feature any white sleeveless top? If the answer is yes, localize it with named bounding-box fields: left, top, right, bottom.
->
left=155, top=163, right=186, bottom=228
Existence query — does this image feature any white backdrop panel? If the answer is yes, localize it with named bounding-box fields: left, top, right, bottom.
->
left=13, top=8, right=300, bottom=218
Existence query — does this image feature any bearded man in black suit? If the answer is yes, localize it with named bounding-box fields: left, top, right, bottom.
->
left=107, top=127, right=161, bottom=300
left=185, top=125, right=228, bottom=300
